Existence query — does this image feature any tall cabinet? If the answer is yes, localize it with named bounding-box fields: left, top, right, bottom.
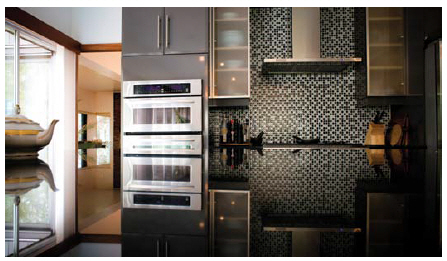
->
left=210, top=7, right=250, bottom=102
left=122, top=7, right=209, bottom=56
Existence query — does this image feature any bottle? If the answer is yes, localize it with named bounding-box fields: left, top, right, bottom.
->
left=226, top=119, right=232, bottom=144
left=244, top=119, right=250, bottom=143
left=237, top=120, right=243, bottom=144
left=234, top=119, right=239, bottom=144
left=220, top=117, right=228, bottom=144
left=230, top=119, right=235, bottom=143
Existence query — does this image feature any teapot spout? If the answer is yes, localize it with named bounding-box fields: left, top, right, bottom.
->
left=36, top=120, right=59, bottom=147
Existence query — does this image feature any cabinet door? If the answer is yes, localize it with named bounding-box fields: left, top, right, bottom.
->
left=210, top=190, right=249, bottom=257
left=122, top=8, right=164, bottom=56
left=164, top=235, right=208, bottom=257
left=122, top=233, right=162, bottom=257
left=164, top=8, right=209, bottom=54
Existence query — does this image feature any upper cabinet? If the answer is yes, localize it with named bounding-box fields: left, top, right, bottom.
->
left=210, top=7, right=250, bottom=100
left=364, top=7, right=425, bottom=104
left=367, top=8, right=406, bottom=96
left=122, top=8, right=209, bottom=56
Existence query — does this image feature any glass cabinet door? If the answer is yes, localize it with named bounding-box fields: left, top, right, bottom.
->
left=210, top=190, right=249, bottom=256
left=211, top=8, right=250, bottom=98
left=367, top=7, right=406, bottom=96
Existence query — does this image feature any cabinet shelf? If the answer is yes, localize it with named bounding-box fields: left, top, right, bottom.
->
left=216, top=68, right=248, bottom=72
left=215, top=18, right=248, bottom=22
left=370, top=43, right=404, bottom=47
left=215, top=46, right=249, bottom=51
left=370, top=66, right=404, bottom=70
left=369, top=16, right=403, bottom=21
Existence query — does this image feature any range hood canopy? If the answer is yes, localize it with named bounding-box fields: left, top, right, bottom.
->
left=262, top=7, right=362, bottom=74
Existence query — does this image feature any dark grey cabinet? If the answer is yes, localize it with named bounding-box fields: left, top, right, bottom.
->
left=122, top=233, right=162, bottom=257
left=164, top=8, right=209, bottom=54
left=122, top=8, right=164, bottom=56
left=122, top=233, right=207, bottom=257
left=164, top=235, right=208, bottom=257
left=122, top=7, right=208, bottom=56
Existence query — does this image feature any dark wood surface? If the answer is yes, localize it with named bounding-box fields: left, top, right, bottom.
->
left=80, top=43, right=122, bottom=52
left=6, top=8, right=81, bottom=54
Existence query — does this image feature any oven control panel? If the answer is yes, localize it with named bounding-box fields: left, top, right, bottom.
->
left=134, top=83, right=190, bottom=95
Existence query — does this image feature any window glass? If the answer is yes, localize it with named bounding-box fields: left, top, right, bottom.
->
left=97, top=115, right=111, bottom=165
left=5, top=26, right=54, bottom=232
left=5, top=29, right=15, bottom=115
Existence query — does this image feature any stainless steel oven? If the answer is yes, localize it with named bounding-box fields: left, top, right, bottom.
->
left=123, top=79, right=202, bottom=133
left=123, top=156, right=202, bottom=193
left=123, top=191, right=202, bottom=211
left=122, top=79, right=204, bottom=211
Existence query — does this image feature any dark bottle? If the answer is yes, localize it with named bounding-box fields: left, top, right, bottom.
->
left=237, top=120, right=244, bottom=143
left=233, top=120, right=239, bottom=144
left=227, top=119, right=232, bottom=143
left=229, top=119, right=235, bottom=143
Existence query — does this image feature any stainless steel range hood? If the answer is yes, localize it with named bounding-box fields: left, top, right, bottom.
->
left=262, top=7, right=362, bottom=74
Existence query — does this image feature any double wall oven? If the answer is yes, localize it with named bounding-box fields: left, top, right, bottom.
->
left=122, top=79, right=203, bottom=210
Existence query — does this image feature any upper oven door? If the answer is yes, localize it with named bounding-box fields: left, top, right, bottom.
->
left=123, top=96, right=202, bottom=133
left=123, top=79, right=202, bottom=98
left=123, top=156, right=202, bottom=193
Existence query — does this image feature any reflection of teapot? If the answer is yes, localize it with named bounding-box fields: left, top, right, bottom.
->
left=5, top=159, right=58, bottom=195
left=5, top=105, right=58, bottom=159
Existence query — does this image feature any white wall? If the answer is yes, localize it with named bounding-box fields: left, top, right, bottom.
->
left=50, top=45, right=77, bottom=244
left=20, top=7, right=122, bottom=44
left=20, top=7, right=73, bottom=38
left=72, top=8, right=122, bottom=44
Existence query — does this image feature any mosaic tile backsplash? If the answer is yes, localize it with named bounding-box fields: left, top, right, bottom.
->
left=210, top=7, right=390, bottom=145
left=209, top=7, right=393, bottom=257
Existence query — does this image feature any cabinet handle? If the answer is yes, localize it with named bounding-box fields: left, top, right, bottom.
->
left=156, top=240, right=160, bottom=257
left=157, top=16, right=162, bottom=49
left=165, top=241, right=168, bottom=257
left=165, top=15, right=170, bottom=48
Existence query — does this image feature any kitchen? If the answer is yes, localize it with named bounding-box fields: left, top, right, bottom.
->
left=3, top=5, right=442, bottom=257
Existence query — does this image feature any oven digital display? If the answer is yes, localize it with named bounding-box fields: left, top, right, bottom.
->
left=134, top=194, right=191, bottom=206
left=134, top=83, right=191, bottom=95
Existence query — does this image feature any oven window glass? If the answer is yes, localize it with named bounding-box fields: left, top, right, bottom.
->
left=133, top=107, right=191, bottom=124
left=133, top=165, right=191, bottom=182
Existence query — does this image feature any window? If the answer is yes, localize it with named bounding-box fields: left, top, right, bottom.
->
left=5, top=21, right=56, bottom=256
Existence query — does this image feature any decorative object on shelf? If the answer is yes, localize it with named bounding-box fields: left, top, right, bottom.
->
left=365, top=111, right=385, bottom=165
left=5, top=105, right=58, bottom=160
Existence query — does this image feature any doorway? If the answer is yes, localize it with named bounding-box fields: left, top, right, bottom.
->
left=76, top=51, right=121, bottom=235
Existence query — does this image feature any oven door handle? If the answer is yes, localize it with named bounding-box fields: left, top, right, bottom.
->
left=129, top=185, right=196, bottom=190
left=131, top=99, right=196, bottom=104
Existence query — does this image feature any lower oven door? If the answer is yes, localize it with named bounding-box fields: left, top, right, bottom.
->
left=123, top=156, right=202, bottom=193
left=123, top=191, right=201, bottom=211
left=123, top=134, right=202, bottom=155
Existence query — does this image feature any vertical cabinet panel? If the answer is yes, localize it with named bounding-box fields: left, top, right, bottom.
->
left=164, top=8, right=209, bottom=54
left=210, top=190, right=249, bottom=257
left=164, top=235, right=208, bottom=257
left=122, top=233, right=162, bottom=257
left=122, top=8, right=164, bottom=56
left=211, top=7, right=250, bottom=98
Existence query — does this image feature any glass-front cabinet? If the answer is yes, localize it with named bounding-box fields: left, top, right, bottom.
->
left=210, top=7, right=250, bottom=99
left=367, top=7, right=406, bottom=96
